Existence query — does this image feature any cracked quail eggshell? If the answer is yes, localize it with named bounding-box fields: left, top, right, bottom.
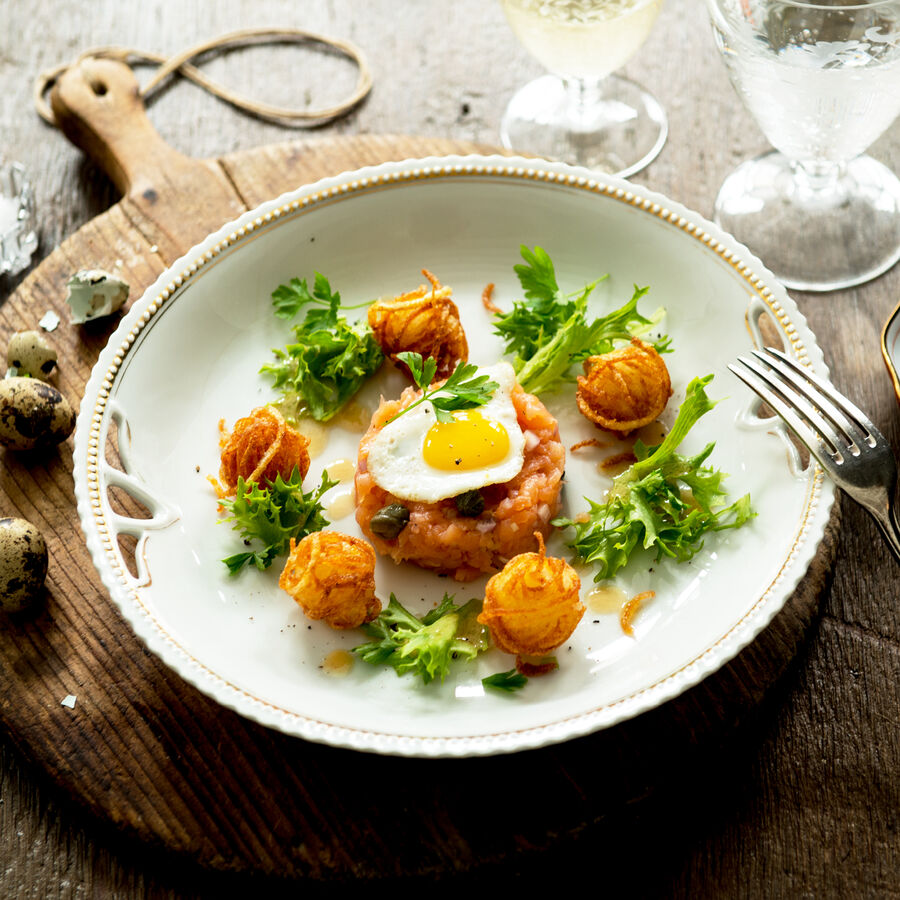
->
left=65, top=269, right=129, bottom=323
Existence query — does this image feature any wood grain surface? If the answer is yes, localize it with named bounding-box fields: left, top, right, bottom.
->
left=0, top=0, right=897, bottom=896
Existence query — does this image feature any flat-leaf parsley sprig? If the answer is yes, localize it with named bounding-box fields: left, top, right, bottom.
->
left=261, top=273, right=384, bottom=423
left=270, top=272, right=373, bottom=318
left=386, top=352, right=499, bottom=424
left=493, top=245, right=670, bottom=395
left=219, top=468, right=338, bottom=575
left=553, top=375, right=755, bottom=580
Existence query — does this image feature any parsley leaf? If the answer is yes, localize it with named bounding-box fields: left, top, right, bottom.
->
left=493, top=245, right=669, bottom=394
left=219, top=468, right=338, bottom=574
left=482, top=669, right=528, bottom=692
left=271, top=272, right=341, bottom=319
left=261, top=274, right=384, bottom=422
left=387, top=352, right=499, bottom=424
left=553, top=376, right=755, bottom=579
left=514, top=245, right=561, bottom=304
left=353, top=594, right=489, bottom=684
left=495, top=245, right=602, bottom=365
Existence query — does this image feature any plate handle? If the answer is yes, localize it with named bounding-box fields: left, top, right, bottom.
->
left=100, top=400, right=180, bottom=586
left=736, top=296, right=810, bottom=477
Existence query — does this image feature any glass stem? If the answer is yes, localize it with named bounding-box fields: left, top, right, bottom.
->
left=792, top=159, right=845, bottom=195
left=563, top=77, right=605, bottom=130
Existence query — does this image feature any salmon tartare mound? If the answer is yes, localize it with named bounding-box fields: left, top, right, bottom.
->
left=354, top=383, right=565, bottom=581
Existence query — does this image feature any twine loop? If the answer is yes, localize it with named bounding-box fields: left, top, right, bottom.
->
left=34, top=27, right=373, bottom=127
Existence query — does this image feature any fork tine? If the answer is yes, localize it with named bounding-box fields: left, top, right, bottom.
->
left=733, top=354, right=847, bottom=455
left=735, top=350, right=900, bottom=567
left=728, top=358, right=842, bottom=465
left=753, top=347, right=877, bottom=450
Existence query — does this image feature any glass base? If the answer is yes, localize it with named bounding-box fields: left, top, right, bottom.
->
left=500, top=73, right=667, bottom=179
left=713, top=150, right=900, bottom=292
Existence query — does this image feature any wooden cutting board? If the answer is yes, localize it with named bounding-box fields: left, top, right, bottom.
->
left=0, top=58, right=840, bottom=881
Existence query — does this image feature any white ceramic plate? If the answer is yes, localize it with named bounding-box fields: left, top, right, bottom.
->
left=73, top=155, right=834, bottom=757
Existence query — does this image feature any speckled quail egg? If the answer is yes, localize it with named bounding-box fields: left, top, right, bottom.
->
left=7, top=330, right=57, bottom=380
left=0, top=376, right=75, bottom=451
left=0, top=517, right=48, bottom=612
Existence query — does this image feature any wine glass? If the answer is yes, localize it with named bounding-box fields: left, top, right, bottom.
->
left=706, top=0, right=900, bottom=291
left=499, top=0, right=668, bottom=178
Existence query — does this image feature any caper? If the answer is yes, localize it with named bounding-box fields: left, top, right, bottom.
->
left=454, top=489, right=485, bottom=517
left=370, top=503, right=410, bottom=539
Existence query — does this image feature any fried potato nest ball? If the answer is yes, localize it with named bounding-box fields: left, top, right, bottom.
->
left=576, top=339, right=672, bottom=433
left=212, top=406, right=310, bottom=497
left=477, top=533, right=584, bottom=658
left=279, top=531, right=381, bottom=629
left=367, top=269, right=468, bottom=381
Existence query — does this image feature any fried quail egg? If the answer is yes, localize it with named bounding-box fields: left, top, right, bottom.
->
left=367, top=362, right=526, bottom=503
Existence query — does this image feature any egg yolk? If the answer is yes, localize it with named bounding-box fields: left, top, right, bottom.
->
left=422, top=411, right=510, bottom=471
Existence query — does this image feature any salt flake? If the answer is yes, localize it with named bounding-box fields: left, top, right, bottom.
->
left=60, top=694, right=77, bottom=709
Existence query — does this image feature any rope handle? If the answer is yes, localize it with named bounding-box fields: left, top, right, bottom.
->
left=34, top=26, right=373, bottom=127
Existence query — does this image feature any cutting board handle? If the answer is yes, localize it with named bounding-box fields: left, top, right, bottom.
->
left=49, top=56, right=245, bottom=257
left=49, top=57, right=193, bottom=199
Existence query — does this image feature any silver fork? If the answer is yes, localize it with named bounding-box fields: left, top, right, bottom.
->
left=729, top=346, right=900, bottom=564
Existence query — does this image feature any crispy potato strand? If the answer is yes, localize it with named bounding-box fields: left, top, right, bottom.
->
left=367, top=269, right=468, bottom=381
left=279, top=531, right=381, bottom=629
left=576, top=339, right=672, bottom=434
left=570, top=438, right=609, bottom=452
left=620, top=590, right=655, bottom=636
left=482, top=282, right=502, bottom=314
left=422, top=268, right=441, bottom=293
left=478, top=532, right=584, bottom=657
left=212, top=406, right=310, bottom=498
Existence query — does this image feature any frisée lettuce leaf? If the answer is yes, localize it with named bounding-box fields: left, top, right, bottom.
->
left=492, top=245, right=669, bottom=395
left=219, top=469, right=338, bottom=574
left=353, top=594, right=490, bottom=684
left=553, top=375, right=755, bottom=580
left=261, top=273, right=384, bottom=422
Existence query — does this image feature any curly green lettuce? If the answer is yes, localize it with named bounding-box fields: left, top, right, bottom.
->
left=553, top=375, right=755, bottom=579
left=261, top=273, right=383, bottom=422
left=492, top=245, right=669, bottom=394
left=353, top=593, right=491, bottom=684
left=218, top=469, right=338, bottom=574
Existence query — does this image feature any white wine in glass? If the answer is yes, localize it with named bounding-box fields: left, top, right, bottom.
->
left=500, top=0, right=667, bottom=177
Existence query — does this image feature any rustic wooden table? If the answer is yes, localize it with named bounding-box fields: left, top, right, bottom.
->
left=0, top=0, right=898, bottom=896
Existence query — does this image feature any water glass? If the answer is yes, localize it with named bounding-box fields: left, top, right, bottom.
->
left=706, top=0, right=900, bottom=291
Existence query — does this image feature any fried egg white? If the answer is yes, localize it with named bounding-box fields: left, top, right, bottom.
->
left=367, top=362, right=526, bottom=503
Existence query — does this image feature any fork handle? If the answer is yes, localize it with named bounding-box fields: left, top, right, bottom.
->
left=868, top=495, right=900, bottom=564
